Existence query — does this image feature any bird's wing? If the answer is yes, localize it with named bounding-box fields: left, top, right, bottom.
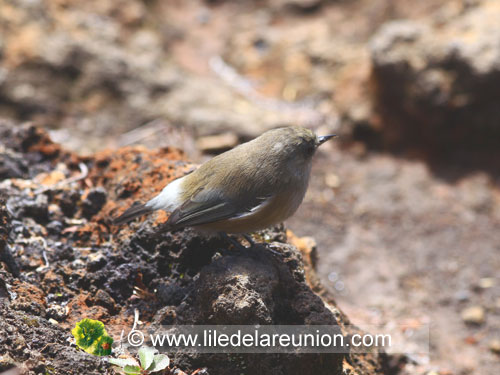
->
left=166, top=187, right=270, bottom=229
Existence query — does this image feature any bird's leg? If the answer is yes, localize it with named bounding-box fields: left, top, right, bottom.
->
left=242, top=234, right=256, bottom=248
left=243, top=233, right=283, bottom=257
left=219, top=232, right=247, bottom=251
left=219, top=232, right=283, bottom=258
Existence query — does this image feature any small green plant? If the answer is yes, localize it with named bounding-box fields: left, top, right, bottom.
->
left=71, top=318, right=113, bottom=356
left=108, top=346, right=170, bottom=375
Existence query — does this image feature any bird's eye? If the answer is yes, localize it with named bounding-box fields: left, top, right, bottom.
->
left=304, top=143, right=315, bottom=156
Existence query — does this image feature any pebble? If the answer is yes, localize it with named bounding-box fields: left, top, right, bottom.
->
left=454, top=290, right=470, bottom=302
left=87, top=252, right=106, bottom=271
left=172, top=369, right=188, bottom=375
left=461, top=306, right=485, bottom=325
left=93, top=289, right=117, bottom=312
left=82, top=187, right=107, bottom=218
left=71, top=259, right=86, bottom=269
left=325, top=173, right=340, bottom=188
left=489, top=339, right=500, bottom=354
left=478, top=277, right=494, bottom=289
left=328, top=271, right=338, bottom=282
left=334, top=280, right=345, bottom=291
left=46, top=304, right=68, bottom=320
left=46, top=220, right=63, bottom=235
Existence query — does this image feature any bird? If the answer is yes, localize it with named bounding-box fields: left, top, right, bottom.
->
left=113, top=126, right=336, bottom=242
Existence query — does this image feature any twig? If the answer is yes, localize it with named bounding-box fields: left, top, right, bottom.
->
left=15, top=237, right=50, bottom=271
left=132, top=309, right=140, bottom=332
left=42, top=250, right=50, bottom=268
left=62, top=162, right=89, bottom=185
left=15, top=236, right=49, bottom=249
left=119, top=328, right=125, bottom=350
left=34, top=162, right=89, bottom=194
left=209, top=55, right=334, bottom=127
left=117, top=119, right=168, bottom=147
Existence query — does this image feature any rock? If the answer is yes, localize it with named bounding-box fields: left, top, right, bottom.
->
left=325, top=173, right=340, bottom=189
left=274, top=0, right=324, bottom=12
left=156, top=280, right=187, bottom=307
left=86, top=252, right=107, bottom=272
left=58, top=190, right=81, bottom=218
left=0, top=196, right=20, bottom=278
left=170, top=247, right=344, bottom=374
left=46, top=304, right=68, bottom=321
left=0, top=152, right=29, bottom=180
left=92, top=289, right=117, bottom=313
left=478, top=277, right=494, bottom=289
left=46, top=220, right=63, bottom=235
left=196, top=133, right=239, bottom=154
left=454, top=290, right=470, bottom=303
left=81, top=187, right=107, bottom=219
left=370, top=0, right=500, bottom=154
left=461, top=306, right=485, bottom=325
left=489, top=339, right=500, bottom=355
left=7, top=194, right=49, bottom=223
left=152, top=306, right=177, bottom=325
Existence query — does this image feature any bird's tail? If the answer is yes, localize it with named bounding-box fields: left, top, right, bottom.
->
left=113, top=202, right=153, bottom=225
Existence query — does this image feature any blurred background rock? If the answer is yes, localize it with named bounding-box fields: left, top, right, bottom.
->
left=0, top=0, right=499, bottom=374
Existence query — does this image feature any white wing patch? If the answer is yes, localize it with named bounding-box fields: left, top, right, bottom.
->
left=146, top=176, right=184, bottom=211
left=232, top=196, right=274, bottom=219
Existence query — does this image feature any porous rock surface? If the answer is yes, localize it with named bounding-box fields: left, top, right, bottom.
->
left=0, top=123, right=388, bottom=375
left=370, top=0, right=500, bottom=154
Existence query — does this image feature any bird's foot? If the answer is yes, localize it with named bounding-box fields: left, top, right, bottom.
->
left=243, top=234, right=283, bottom=257
left=219, top=232, right=284, bottom=257
left=242, top=234, right=256, bottom=248
left=219, top=232, right=248, bottom=252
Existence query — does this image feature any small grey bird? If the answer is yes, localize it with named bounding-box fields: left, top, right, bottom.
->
left=113, top=126, right=335, bottom=236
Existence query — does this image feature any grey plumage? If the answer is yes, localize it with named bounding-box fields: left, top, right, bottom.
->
left=113, top=127, right=336, bottom=234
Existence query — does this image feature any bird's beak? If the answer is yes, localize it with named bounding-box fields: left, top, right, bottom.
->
left=317, top=134, right=337, bottom=146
